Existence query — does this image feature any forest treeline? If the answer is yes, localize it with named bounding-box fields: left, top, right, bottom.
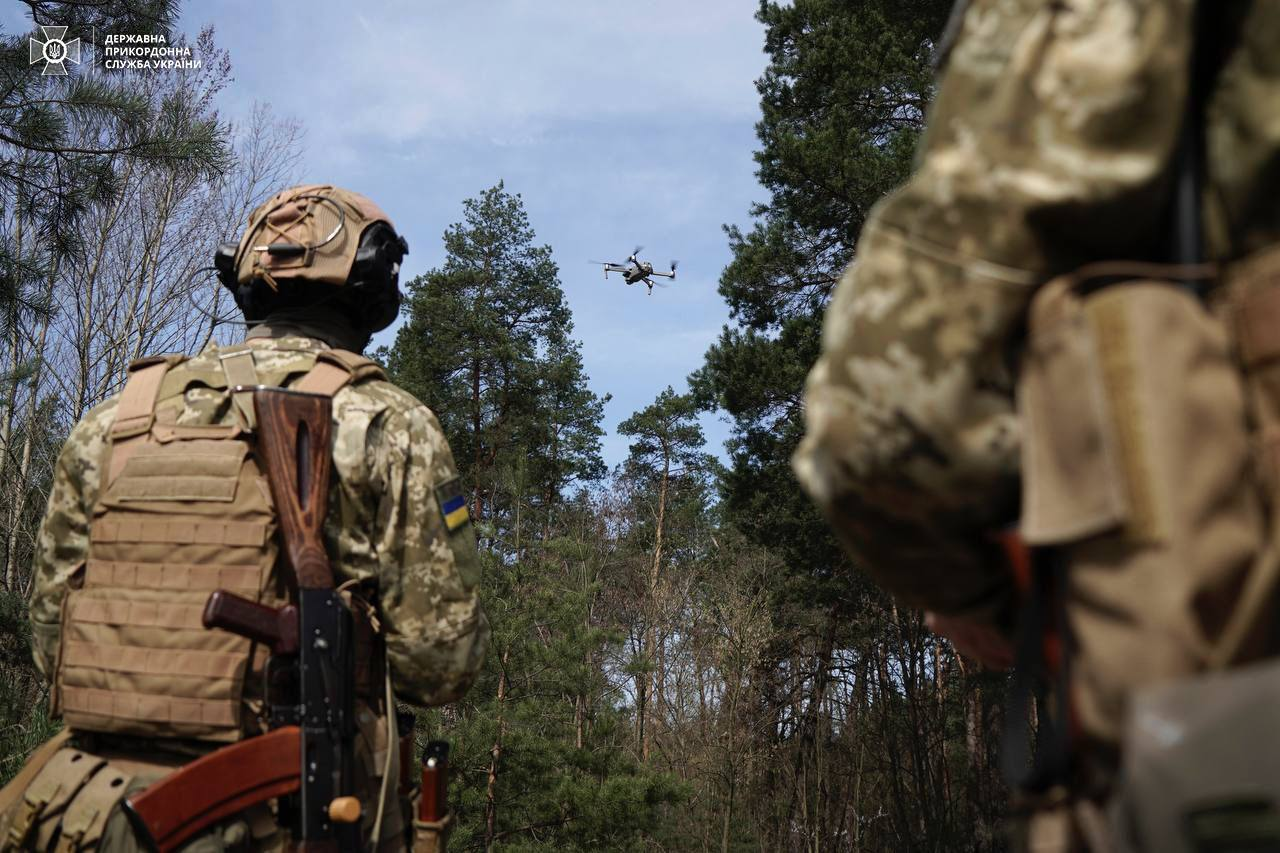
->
left=0, top=2, right=1012, bottom=851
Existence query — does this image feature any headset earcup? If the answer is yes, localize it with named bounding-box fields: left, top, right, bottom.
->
left=214, top=242, right=240, bottom=291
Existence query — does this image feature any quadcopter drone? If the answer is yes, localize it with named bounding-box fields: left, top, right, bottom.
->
left=593, top=247, right=678, bottom=295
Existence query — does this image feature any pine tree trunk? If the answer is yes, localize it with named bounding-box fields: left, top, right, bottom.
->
left=472, top=356, right=483, bottom=521
left=0, top=188, right=25, bottom=515
left=642, top=445, right=670, bottom=762
left=483, top=647, right=510, bottom=851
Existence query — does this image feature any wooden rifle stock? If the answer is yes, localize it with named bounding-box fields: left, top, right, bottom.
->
left=255, top=388, right=334, bottom=591
left=255, top=388, right=359, bottom=850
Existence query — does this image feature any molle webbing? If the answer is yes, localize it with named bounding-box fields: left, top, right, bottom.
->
left=62, top=639, right=246, bottom=680
left=90, top=517, right=268, bottom=547
left=57, top=345, right=385, bottom=744
left=83, top=559, right=260, bottom=595
left=61, top=686, right=239, bottom=728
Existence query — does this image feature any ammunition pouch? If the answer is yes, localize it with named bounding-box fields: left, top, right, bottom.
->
left=1109, top=247, right=1280, bottom=853
left=0, top=738, right=135, bottom=853
left=1016, top=253, right=1280, bottom=851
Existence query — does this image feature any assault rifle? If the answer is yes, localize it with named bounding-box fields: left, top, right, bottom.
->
left=122, top=388, right=361, bottom=852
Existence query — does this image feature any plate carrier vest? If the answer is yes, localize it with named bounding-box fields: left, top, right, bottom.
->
left=51, top=344, right=385, bottom=743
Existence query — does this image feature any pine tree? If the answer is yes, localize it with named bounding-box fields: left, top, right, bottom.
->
left=616, top=387, right=715, bottom=763
left=694, top=0, right=950, bottom=586
left=386, top=182, right=580, bottom=530
left=387, top=184, right=680, bottom=850
left=689, top=2, right=1008, bottom=848
left=0, top=1, right=228, bottom=353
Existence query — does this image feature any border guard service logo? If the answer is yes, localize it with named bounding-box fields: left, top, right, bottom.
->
left=29, top=26, right=81, bottom=76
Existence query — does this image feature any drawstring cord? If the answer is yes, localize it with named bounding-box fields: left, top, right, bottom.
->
left=372, top=665, right=396, bottom=845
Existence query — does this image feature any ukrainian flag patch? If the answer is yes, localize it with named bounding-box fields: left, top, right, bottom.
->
left=436, top=477, right=470, bottom=533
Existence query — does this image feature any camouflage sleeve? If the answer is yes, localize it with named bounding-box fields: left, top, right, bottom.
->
left=368, top=401, right=489, bottom=707
left=28, top=399, right=116, bottom=678
left=793, top=0, right=1192, bottom=623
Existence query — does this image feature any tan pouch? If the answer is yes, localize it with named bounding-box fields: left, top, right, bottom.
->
left=1106, top=252, right=1280, bottom=853
left=412, top=812, right=451, bottom=853
left=0, top=733, right=80, bottom=850
left=1020, top=271, right=1265, bottom=745
left=1020, top=259, right=1280, bottom=851
left=52, top=762, right=132, bottom=852
left=0, top=742, right=135, bottom=853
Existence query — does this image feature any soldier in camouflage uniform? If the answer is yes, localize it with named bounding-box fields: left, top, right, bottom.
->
left=795, top=1, right=1280, bottom=849
left=2, top=185, right=489, bottom=851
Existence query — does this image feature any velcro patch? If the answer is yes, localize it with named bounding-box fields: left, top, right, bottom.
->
left=436, top=477, right=470, bottom=533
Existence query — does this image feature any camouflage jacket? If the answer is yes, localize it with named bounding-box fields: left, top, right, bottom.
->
left=30, top=334, right=489, bottom=708
left=794, top=1, right=1280, bottom=624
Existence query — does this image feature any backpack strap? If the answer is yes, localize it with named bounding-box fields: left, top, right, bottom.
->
left=293, top=349, right=386, bottom=397
left=107, top=355, right=183, bottom=485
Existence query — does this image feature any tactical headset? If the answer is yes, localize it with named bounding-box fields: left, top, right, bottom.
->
left=213, top=187, right=410, bottom=333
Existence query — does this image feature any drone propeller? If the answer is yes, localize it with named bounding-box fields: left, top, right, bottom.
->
left=630, top=245, right=644, bottom=259
left=670, top=260, right=679, bottom=272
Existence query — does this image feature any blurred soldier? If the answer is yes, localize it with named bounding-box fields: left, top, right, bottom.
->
left=0, top=185, right=488, bottom=850
left=795, top=2, right=1280, bottom=850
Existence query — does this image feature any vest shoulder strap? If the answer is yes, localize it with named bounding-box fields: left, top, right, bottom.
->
left=110, top=355, right=185, bottom=441
left=107, top=355, right=185, bottom=486
left=293, top=349, right=387, bottom=397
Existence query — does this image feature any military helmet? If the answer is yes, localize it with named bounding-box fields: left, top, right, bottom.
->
left=215, top=184, right=409, bottom=332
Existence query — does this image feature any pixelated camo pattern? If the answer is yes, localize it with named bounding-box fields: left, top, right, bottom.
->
left=794, top=0, right=1280, bottom=621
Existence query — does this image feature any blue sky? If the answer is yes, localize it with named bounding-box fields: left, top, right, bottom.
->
left=197, top=1, right=768, bottom=468
left=18, top=1, right=771, bottom=468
